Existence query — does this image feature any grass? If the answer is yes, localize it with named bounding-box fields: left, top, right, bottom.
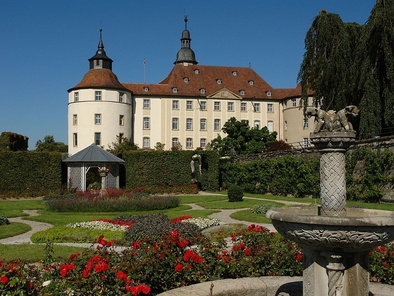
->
left=230, top=209, right=272, bottom=224
left=0, top=199, right=44, bottom=218
left=0, top=222, right=31, bottom=239
left=197, top=198, right=282, bottom=209
left=0, top=244, right=92, bottom=262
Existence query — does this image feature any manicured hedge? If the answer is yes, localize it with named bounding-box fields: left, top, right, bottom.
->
left=123, top=150, right=219, bottom=191
left=0, top=151, right=63, bottom=197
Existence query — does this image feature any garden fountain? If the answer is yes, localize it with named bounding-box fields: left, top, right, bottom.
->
left=267, top=105, right=394, bottom=296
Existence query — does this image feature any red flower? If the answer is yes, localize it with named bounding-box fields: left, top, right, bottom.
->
left=296, top=253, right=303, bottom=262
left=239, top=242, right=246, bottom=250
left=244, top=248, right=251, bottom=256
left=117, top=271, right=128, bottom=281
left=69, top=252, right=80, bottom=260
left=175, top=263, right=183, bottom=272
left=232, top=245, right=238, bottom=252
left=0, top=276, right=8, bottom=285
left=29, top=281, right=34, bottom=289
left=82, top=269, right=90, bottom=278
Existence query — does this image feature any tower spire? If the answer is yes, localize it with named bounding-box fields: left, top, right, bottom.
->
left=88, top=28, right=113, bottom=70
left=174, top=16, right=197, bottom=65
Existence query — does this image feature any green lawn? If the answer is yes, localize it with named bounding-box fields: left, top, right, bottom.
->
left=0, top=222, right=31, bottom=239
left=0, top=199, right=45, bottom=218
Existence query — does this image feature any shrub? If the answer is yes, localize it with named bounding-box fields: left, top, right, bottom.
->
left=0, top=213, right=10, bottom=225
left=123, top=213, right=202, bottom=243
left=228, top=184, right=243, bottom=202
left=43, top=192, right=179, bottom=212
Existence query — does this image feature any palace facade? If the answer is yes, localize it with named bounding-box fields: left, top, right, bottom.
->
left=68, top=19, right=313, bottom=155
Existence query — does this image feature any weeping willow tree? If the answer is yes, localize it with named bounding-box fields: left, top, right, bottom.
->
left=298, top=1, right=394, bottom=139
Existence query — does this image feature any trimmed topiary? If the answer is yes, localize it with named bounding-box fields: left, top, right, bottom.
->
left=228, top=184, right=243, bottom=202
left=0, top=213, right=10, bottom=225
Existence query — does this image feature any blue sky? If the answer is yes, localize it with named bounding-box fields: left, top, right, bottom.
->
left=0, top=0, right=375, bottom=150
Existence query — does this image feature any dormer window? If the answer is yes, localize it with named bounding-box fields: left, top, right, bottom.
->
left=240, top=90, right=245, bottom=95
left=232, top=71, right=237, bottom=76
left=266, top=91, right=272, bottom=96
left=172, top=87, right=178, bottom=93
left=200, top=88, right=206, bottom=94
left=216, top=79, right=222, bottom=84
left=183, top=77, right=189, bottom=83
left=248, top=80, right=254, bottom=85
left=144, top=86, right=149, bottom=92
left=194, top=69, right=200, bottom=74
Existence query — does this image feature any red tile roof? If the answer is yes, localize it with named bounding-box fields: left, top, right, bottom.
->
left=68, top=69, right=129, bottom=92
left=123, top=64, right=310, bottom=100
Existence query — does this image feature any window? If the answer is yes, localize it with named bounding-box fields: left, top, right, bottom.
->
left=186, top=138, right=193, bottom=148
left=186, top=118, right=193, bottom=130
left=183, top=77, right=189, bottom=83
left=143, top=99, right=150, bottom=109
left=267, top=103, right=273, bottom=112
left=216, top=79, right=222, bottom=84
left=266, top=91, right=272, bottom=97
left=240, top=90, right=245, bottom=95
left=172, top=87, right=178, bottom=93
left=292, top=98, right=297, bottom=107
left=95, top=114, right=101, bottom=125
left=241, top=102, right=247, bottom=112
left=200, top=101, right=207, bottom=111
left=194, top=69, right=199, bottom=74
left=254, top=103, right=260, bottom=112
left=285, top=121, right=288, bottom=131
left=143, top=117, right=150, bottom=129
left=74, top=92, right=79, bottom=102
left=248, top=80, right=254, bottom=85
left=95, top=132, right=101, bottom=145
left=232, top=71, right=237, bottom=76
left=73, top=114, right=77, bottom=125
left=227, top=102, right=234, bottom=111
left=254, top=120, right=260, bottom=128
left=200, top=88, right=206, bottom=94
left=172, top=138, right=179, bottom=147
left=143, top=137, right=150, bottom=148
left=144, top=86, right=149, bottom=92
left=214, top=101, right=220, bottom=111
left=73, top=133, right=77, bottom=146
left=200, top=138, right=206, bottom=148
left=119, top=133, right=124, bottom=142
left=172, top=100, right=179, bottom=109
left=95, top=91, right=102, bottom=101
left=186, top=101, right=193, bottom=110
left=119, top=92, right=124, bottom=102
left=303, top=138, right=309, bottom=148
left=214, top=119, right=221, bottom=131
left=267, top=121, right=274, bottom=133
left=303, top=118, right=309, bottom=128
left=119, top=115, right=124, bottom=126
left=172, top=118, right=179, bottom=130
left=200, top=119, right=207, bottom=130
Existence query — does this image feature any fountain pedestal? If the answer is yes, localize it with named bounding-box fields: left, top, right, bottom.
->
left=267, top=131, right=394, bottom=296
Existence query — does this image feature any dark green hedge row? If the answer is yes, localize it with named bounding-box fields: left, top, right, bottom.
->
left=123, top=150, right=219, bottom=191
left=0, top=152, right=63, bottom=197
left=221, top=147, right=394, bottom=201
left=220, top=155, right=320, bottom=198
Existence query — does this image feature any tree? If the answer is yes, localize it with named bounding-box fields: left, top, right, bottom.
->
left=298, top=2, right=394, bottom=139
left=210, top=117, right=277, bottom=156
left=35, top=135, right=68, bottom=152
left=108, top=135, right=139, bottom=156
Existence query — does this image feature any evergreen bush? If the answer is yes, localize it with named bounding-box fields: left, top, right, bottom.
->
left=228, top=184, right=243, bottom=202
left=0, top=213, right=10, bottom=225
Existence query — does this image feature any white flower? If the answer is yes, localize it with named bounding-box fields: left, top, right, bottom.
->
left=66, top=221, right=128, bottom=232
left=182, top=217, right=220, bottom=230
left=42, top=280, right=51, bottom=287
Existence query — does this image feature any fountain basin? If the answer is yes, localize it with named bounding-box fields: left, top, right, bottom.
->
left=267, top=207, right=394, bottom=252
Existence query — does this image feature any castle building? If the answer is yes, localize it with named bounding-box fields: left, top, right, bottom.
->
left=68, top=18, right=313, bottom=155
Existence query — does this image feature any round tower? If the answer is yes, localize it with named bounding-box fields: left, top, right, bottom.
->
left=67, top=29, right=132, bottom=155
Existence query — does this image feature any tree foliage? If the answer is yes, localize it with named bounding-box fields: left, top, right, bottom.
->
left=210, top=117, right=277, bottom=156
left=108, top=135, right=139, bottom=157
left=35, top=135, right=68, bottom=152
left=298, top=1, right=394, bottom=139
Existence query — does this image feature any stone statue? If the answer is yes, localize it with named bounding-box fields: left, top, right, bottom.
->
left=305, top=105, right=359, bottom=132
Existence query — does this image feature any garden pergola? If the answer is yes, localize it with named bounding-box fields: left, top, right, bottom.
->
left=63, top=143, right=124, bottom=191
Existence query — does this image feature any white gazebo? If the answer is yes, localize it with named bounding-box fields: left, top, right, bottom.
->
left=63, top=144, right=124, bottom=191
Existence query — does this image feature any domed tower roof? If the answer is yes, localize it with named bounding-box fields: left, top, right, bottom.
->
left=88, top=29, right=113, bottom=70
left=174, top=16, right=198, bottom=65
